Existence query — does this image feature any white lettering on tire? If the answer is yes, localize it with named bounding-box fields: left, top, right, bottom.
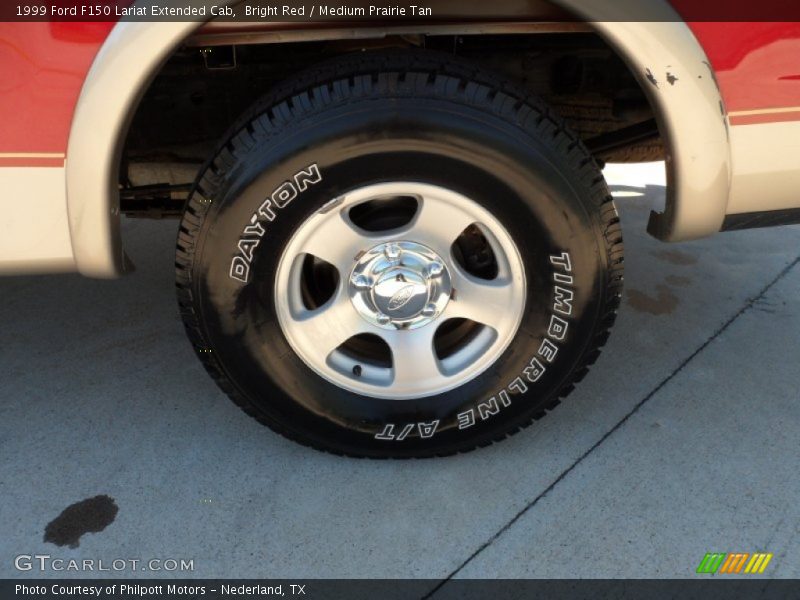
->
left=375, top=251, right=576, bottom=441
left=229, top=164, right=322, bottom=283
left=374, top=420, right=440, bottom=441
left=455, top=251, right=575, bottom=432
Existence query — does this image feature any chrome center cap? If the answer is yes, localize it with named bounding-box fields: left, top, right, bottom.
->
left=349, top=241, right=451, bottom=330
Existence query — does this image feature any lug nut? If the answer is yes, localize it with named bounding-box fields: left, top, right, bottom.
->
left=428, top=261, right=444, bottom=277
left=384, top=243, right=401, bottom=260
left=376, top=313, right=391, bottom=325
left=352, top=274, right=371, bottom=289
left=421, top=303, right=437, bottom=317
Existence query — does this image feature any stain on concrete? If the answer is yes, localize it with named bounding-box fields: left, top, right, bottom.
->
left=44, top=495, right=118, bottom=548
left=653, top=249, right=698, bottom=266
left=665, top=274, right=692, bottom=287
left=753, top=297, right=781, bottom=314
left=627, top=284, right=679, bottom=316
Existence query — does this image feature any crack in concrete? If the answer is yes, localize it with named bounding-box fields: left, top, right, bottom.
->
left=422, top=255, right=800, bottom=598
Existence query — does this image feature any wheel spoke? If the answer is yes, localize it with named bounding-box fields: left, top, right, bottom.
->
left=383, top=327, right=442, bottom=389
left=289, top=288, right=374, bottom=362
left=300, top=207, right=368, bottom=274
left=405, top=192, right=477, bottom=255
left=445, top=265, right=519, bottom=329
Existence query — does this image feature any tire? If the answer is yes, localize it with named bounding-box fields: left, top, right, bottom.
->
left=175, top=51, right=623, bottom=458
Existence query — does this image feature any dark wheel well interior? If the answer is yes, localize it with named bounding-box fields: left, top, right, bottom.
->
left=120, top=27, right=662, bottom=217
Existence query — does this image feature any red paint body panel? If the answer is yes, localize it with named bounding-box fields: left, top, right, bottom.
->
left=1, top=17, right=800, bottom=160
left=686, top=22, right=800, bottom=113
left=0, top=23, right=111, bottom=155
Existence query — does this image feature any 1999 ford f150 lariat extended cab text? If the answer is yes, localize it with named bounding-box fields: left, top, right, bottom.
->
left=2, top=0, right=799, bottom=456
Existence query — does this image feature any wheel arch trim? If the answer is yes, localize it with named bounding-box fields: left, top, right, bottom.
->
left=65, top=17, right=221, bottom=278
left=552, top=0, right=732, bottom=241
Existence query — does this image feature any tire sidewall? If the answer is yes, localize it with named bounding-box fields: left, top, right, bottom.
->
left=191, top=95, right=607, bottom=456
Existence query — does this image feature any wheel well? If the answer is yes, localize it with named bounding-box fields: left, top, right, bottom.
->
left=69, top=1, right=728, bottom=277
left=120, top=29, right=663, bottom=215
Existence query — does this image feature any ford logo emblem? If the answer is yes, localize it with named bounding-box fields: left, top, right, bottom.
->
left=387, top=284, right=417, bottom=311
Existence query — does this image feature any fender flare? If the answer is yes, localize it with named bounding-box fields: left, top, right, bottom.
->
left=554, top=0, right=731, bottom=242
left=66, top=0, right=731, bottom=278
left=65, top=17, right=228, bottom=278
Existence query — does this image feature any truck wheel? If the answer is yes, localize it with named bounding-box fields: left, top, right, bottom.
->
left=175, top=52, right=623, bottom=457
